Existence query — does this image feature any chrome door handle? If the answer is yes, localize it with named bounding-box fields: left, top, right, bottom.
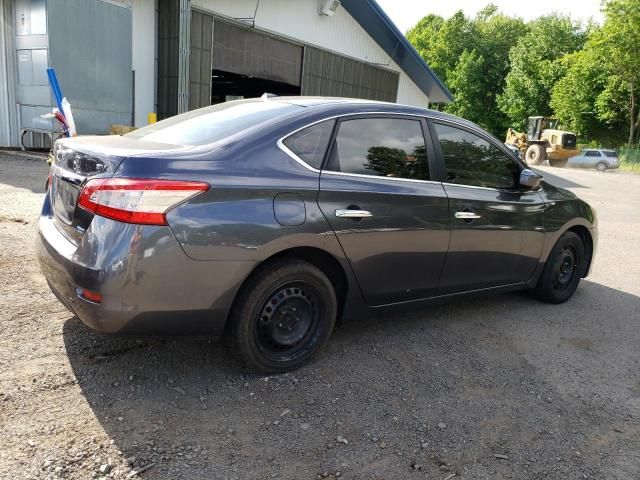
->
left=455, top=211, right=481, bottom=220
left=335, top=209, right=372, bottom=218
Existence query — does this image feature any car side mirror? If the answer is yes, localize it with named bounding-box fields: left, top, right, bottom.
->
left=520, top=169, right=543, bottom=189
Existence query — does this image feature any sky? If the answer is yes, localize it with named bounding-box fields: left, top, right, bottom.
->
left=376, top=0, right=604, bottom=33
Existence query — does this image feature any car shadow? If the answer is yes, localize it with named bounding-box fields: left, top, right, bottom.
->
left=0, top=153, right=49, bottom=193
left=533, top=166, right=587, bottom=189
left=62, top=279, right=640, bottom=478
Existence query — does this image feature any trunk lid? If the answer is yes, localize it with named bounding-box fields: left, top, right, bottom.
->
left=50, top=135, right=186, bottom=244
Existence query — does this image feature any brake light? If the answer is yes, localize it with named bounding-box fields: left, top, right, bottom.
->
left=76, top=287, right=102, bottom=304
left=77, top=178, right=209, bottom=226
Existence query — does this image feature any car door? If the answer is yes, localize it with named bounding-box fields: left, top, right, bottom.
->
left=317, top=115, right=450, bottom=306
left=584, top=150, right=603, bottom=168
left=569, top=150, right=585, bottom=167
left=573, top=150, right=590, bottom=167
left=429, top=120, right=546, bottom=295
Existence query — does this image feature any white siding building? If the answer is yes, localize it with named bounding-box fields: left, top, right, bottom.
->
left=0, top=0, right=451, bottom=148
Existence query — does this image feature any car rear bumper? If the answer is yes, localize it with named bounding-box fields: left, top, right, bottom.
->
left=36, top=209, right=256, bottom=336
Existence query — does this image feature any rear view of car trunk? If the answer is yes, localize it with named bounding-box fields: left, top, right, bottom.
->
left=50, top=143, right=117, bottom=245
left=37, top=135, right=249, bottom=336
left=48, top=136, right=191, bottom=245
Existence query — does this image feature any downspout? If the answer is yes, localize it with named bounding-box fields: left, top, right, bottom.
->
left=177, top=0, right=191, bottom=114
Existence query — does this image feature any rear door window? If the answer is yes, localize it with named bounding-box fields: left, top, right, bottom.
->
left=282, top=120, right=335, bottom=169
left=585, top=150, right=601, bottom=157
left=325, top=117, right=430, bottom=181
left=433, top=123, right=519, bottom=189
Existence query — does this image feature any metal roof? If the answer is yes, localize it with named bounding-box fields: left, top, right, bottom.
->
left=340, top=0, right=453, bottom=103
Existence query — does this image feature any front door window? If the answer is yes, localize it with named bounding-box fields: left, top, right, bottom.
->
left=434, top=123, right=519, bottom=189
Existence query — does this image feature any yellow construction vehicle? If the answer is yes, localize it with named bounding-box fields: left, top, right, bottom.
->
left=506, top=116, right=580, bottom=167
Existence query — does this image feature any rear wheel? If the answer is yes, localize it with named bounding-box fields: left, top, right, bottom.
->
left=549, top=159, right=568, bottom=168
left=525, top=144, right=546, bottom=165
left=226, top=259, right=337, bottom=373
left=531, top=231, right=585, bottom=304
left=596, top=161, right=608, bottom=172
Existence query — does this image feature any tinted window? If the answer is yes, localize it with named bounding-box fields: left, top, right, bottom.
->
left=126, top=100, right=301, bottom=146
left=434, top=123, right=519, bottom=189
left=283, top=120, right=335, bottom=169
left=327, top=118, right=429, bottom=180
left=603, top=151, right=618, bottom=158
left=584, top=150, right=601, bottom=157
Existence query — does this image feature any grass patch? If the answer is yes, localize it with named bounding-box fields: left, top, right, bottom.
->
left=618, top=148, right=640, bottom=173
left=619, top=162, right=640, bottom=173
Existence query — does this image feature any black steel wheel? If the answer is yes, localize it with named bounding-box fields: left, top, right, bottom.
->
left=254, top=282, right=322, bottom=363
left=531, top=231, right=585, bottom=304
left=227, top=259, right=337, bottom=373
left=551, top=246, right=577, bottom=293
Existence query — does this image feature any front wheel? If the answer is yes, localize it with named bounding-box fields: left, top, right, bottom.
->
left=531, top=231, right=585, bottom=304
left=226, top=259, right=337, bottom=373
left=525, top=144, right=546, bottom=165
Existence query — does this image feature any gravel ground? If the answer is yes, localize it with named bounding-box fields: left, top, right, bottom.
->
left=0, top=152, right=638, bottom=480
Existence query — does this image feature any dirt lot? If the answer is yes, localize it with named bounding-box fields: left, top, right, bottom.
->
left=0, top=152, right=638, bottom=480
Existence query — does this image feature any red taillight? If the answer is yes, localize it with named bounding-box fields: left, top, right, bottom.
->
left=77, top=178, right=209, bottom=226
left=76, top=288, right=102, bottom=304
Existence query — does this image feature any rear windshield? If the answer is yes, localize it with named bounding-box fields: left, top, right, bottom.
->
left=603, top=151, right=618, bottom=158
left=126, top=100, right=301, bottom=146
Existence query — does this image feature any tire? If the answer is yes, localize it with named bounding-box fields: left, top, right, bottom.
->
left=226, top=259, right=337, bottom=373
left=549, top=159, right=568, bottom=168
left=531, top=231, right=585, bottom=304
left=596, top=162, right=607, bottom=172
left=525, top=144, right=546, bottom=165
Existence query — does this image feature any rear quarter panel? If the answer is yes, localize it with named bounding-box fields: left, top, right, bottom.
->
left=114, top=112, right=357, bottom=290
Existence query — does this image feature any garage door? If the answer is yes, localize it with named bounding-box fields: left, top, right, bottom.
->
left=213, top=20, right=303, bottom=88
left=189, top=11, right=213, bottom=110
left=302, top=46, right=399, bottom=102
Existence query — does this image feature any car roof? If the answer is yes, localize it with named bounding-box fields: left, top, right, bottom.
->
left=270, top=96, right=474, bottom=127
left=274, top=96, right=375, bottom=107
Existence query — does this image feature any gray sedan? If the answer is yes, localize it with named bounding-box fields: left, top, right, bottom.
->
left=37, top=97, right=597, bottom=373
left=568, top=149, right=620, bottom=171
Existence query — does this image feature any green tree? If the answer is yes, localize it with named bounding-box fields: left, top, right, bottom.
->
left=407, top=11, right=478, bottom=88
left=471, top=7, right=527, bottom=134
left=498, top=15, right=587, bottom=129
left=550, top=0, right=640, bottom=147
left=407, top=5, right=525, bottom=136
left=551, top=48, right=627, bottom=145
left=446, top=50, right=486, bottom=121
left=595, top=0, right=640, bottom=146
